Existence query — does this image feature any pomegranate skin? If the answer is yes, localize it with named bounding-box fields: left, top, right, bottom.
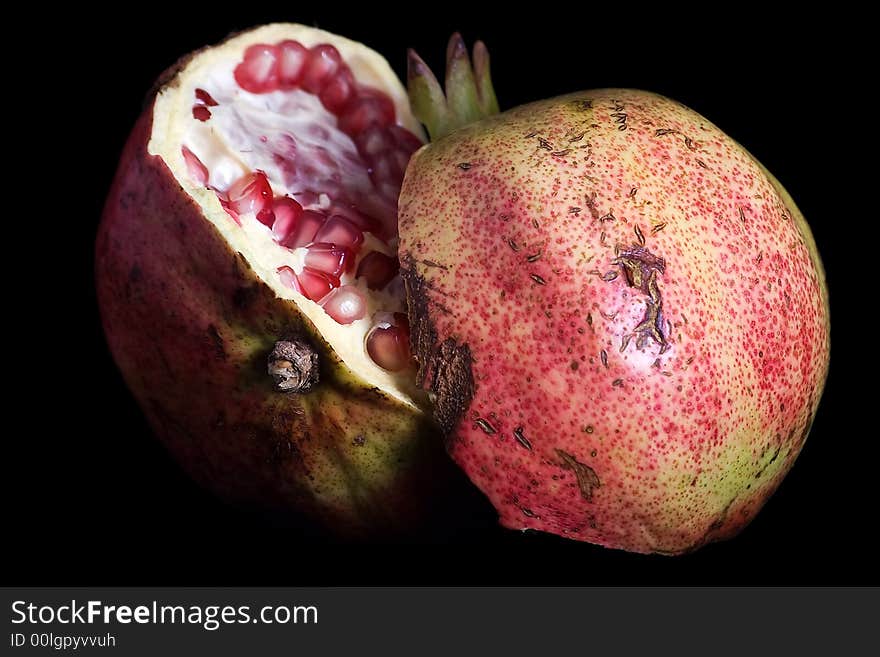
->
left=96, top=109, right=449, bottom=537
left=399, top=90, right=830, bottom=554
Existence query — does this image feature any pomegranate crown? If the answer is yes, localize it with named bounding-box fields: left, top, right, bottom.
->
left=407, top=33, right=500, bottom=141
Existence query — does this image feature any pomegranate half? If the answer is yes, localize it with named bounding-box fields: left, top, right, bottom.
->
left=96, top=23, right=449, bottom=535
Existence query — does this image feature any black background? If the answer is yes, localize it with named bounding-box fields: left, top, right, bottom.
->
left=10, top=6, right=873, bottom=584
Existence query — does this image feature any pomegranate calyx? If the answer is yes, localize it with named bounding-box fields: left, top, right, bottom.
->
left=267, top=338, right=320, bottom=393
left=407, top=33, right=499, bottom=141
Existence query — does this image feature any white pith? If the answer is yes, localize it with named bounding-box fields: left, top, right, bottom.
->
left=148, top=23, right=424, bottom=407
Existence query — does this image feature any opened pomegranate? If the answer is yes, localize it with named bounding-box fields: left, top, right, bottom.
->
left=398, top=36, right=830, bottom=553
left=96, top=23, right=447, bottom=534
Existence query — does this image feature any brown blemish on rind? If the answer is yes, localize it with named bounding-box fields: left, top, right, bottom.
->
left=475, top=417, right=497, bottom=434
left=654, top=128, right=699, bottom=151
left=402, top=257, right=475, bottom=439
left=612, top=246, right=670, bottom=353
left=754, top=445, right=783, bottom=479
left=513, top=426, right=533, bottom=451
left=555, top=448, right=600, bottom=501
left=516, top=502, right=538, bottom=518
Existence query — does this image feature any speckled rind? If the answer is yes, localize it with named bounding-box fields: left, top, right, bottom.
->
left=399, top=89, right=829, bottom=554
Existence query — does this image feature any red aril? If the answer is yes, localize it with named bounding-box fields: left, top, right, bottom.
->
left=356, top=126, right=392, bottom=157
left=314, top=215, right=363, bottom=249
left=280, top=209, right=325, bottom=249
left=276, top=265, right=300, bottom=292
left=295, top=266, right=339, bottom=302
left=303, top=243, right=352, bottom=278
left=319, top=68, right=356, bottom=114
left=338, top=93, right=395, bottom=136
left=234, top=44, right=279, bottom=93
left=388, top=124, right=424, bottom=154
left=256, top=207, right=275, bottom=227
left=227, top=171, right=273, bottom=216
left=270, top=196, right=303, bottom=237
left=192, top=106, right=212, bottom=121
left=366, top=315, right=411, bottom=372
left=301, top=44, right=342, bottom=93
left=181, top=147, right=208, bottom=186
left=321, top=286, right=367, bottom=324
left=327, top=203, right=380, bottom=234
left=278, top=40, right=308, bottom=88
left=356, top=251, right=397, bottom=290
left=195, top=88, right=218, bottom=106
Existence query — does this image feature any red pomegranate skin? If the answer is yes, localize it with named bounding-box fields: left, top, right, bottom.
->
left=96, top=111, right=448, bottom=536
left=399, top=90, right=830, bottom=553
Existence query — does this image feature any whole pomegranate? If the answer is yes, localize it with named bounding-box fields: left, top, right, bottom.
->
left=96, top=23, right=455, bottom=535
left=398, top=36, right=830, bottom=553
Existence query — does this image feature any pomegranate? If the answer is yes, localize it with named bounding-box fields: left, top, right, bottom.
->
left=398, top=36, right=830, bottom=553
left=95, top=23, right=447, bottom=535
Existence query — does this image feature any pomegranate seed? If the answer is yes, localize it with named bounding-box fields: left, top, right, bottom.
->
left=296, top=267, right=339, bottom=302
left=319, top=67, right=355, bottom=113
left=277, top=265, right=300, bottom=291
left=387, top=124, right=424, bottom=154
left=194, top=88, right=218, bottom=106
left=227, top=171, right=273, bottom=216
left=338, top=94, right=395, bottom=136
left=366, top=322, right=411, bottom=371
left=181, top=146, right=208, bottom=185
left=360, top=194, right=399, bottom=239
left=328, top=203, right=381, bottom=234
left=301, top=44, right=342, bottom=93
left=234, top=44, right=279, bottom=93
left=314, top=215, right=364, bottom=249
left=359, top=86, right=397, bottom=106
left=271, top=197, right=304, bottom=241
left=280, top=209, right=325, bottom=249
left=278, top=40, right=308, bottom=88
left=321, top=286, right=366, bottom=325
left=256, top=208, right=275, bottom=227
left=192, top=105, right=212, bottom=121
left=303, top=243, right=352, bottom=278
left=217, top=194, right=240, bottom=225
left=355, top=126, right=392, bottom=157
left=370, top=155, right=397, bottom=185
left=355, top=252, right=398, bottom=290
